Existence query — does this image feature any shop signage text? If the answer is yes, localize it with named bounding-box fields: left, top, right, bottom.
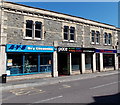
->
left=58, top=47, right=82, bottom=52
left=81, top=48, right=95, bottom=53
left=6, top=44, right=54, bottom=52
left=96, top=49, right=117, bottom=53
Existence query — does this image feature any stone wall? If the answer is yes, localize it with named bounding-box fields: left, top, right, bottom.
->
left=5, top=11, right=118, bottom=49
left=5, top=12, right=83, bottom=47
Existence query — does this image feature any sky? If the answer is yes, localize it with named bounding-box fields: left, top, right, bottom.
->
left=16, top=2, right=118, bottom=27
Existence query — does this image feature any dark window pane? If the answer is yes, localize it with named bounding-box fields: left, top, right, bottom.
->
left=35, top=21, right=42, bottom=38
left=26, top=29, right=32, bottom=37
left=108, top=33, right=112, bottom=44
left=35, top=30, right=41, bottom=38
left=64, top=26, right=69, bottom=32
left=70, top=27, right=75, bottom=33
left=26, top=20, right=33, bottom=29
left=64, top=26, right=69, bottom=40
left=96, top=31, right=100, bottom=43
left=70, top=27, right=75, bottom=40
left=91, top=30, right=95, bottom=42
left=26, top=20, right=33, bottom=37
left=64, top=33, right=68, bottom=40
left=104, top=33, right=107, bottom=44
left=92, top=37, right=94, bottom=42
left=70, top=34, right=74, bottom=40
left=35, top=21, right=42, bottom=29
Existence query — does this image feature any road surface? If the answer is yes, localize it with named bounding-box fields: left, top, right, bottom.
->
left=2, top=73, right=120, bottom=104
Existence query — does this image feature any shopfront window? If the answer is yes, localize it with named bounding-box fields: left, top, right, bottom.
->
left=72, top=53, right=81, bottom=71
left=103, top=54, right=114, bottom=67
left=40, top=54, right=52, bottom=72
left=85, top=53, right=92, bottom=70
left=7, top=53, right=53, bottom=75
left=7, top=54, right=23, bottom=75
left=24, top=54, right=38, bottom=73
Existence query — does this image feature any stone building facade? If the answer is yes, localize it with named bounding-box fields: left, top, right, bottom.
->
left=0, top=1, right=119, bottom=77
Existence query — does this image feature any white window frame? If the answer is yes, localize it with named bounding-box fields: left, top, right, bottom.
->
left=34, top=21, right=42, bottom=40
left=91, top=30, right=95, bottom=44
left=25, top=20, right=33, bottom=39
left=104, top=32, right=108, bottom=45
left=104, top=32, right=112, bottom=46
left=70, top=26, right=75, bottom=42
left=62, top=23, right=76, bottom=42
left=24, top=16, right=44, bottom=40
left=108, top=33, right=112, bottom=45
left=96, top=31, right=100, bottom=44
left=63, top=25, right=69, bottom=41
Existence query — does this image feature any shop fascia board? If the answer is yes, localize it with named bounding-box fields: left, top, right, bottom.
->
left=3, top=1, right=117, bottom=30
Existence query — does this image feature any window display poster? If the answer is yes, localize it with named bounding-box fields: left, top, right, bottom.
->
left=7, top=59, right=13, bottom=66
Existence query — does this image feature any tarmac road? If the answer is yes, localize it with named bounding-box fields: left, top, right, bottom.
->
left=2, top=73, right=120, bottom=104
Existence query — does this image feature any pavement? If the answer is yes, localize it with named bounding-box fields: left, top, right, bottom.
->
left=1, top=70, right=120, bottom=91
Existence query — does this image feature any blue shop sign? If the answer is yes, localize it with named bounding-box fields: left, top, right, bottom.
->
left=6, top=44, right=55, bottom=52
left=95, top=49, right=117, bottom=53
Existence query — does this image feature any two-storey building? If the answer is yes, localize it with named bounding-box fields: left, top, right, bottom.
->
left=0, top=1, right=119, bottom=78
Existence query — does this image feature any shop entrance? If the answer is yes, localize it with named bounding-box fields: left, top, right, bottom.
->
left=58, top=53, right=69, bottom=76
left=96, top=53, right=100, bottom=72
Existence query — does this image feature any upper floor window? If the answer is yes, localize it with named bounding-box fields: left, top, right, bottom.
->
left=64, top=26, right=69, bottom=40
left=104, top=32, right=112, bottom=45
left=70, top=27, right=75, bottom=41
left=26, top=20, right=33, bottom=38
left=91, top=30, right=100, bottom=44
left=63, top=25, right=75, bottom=41
left=108, top=33, right=112, bottom=45
left=25, top=20, right=43, bottom=40
left=104, top=32, right=107, bottom=44
left=96, top=31, right=100, bottom=44
left=91, top=30, right=95, bottom=43
left=35, top=21, right=42, bottom=38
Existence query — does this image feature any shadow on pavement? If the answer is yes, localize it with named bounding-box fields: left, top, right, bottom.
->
left=88, top=93, right=120, bottom=105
